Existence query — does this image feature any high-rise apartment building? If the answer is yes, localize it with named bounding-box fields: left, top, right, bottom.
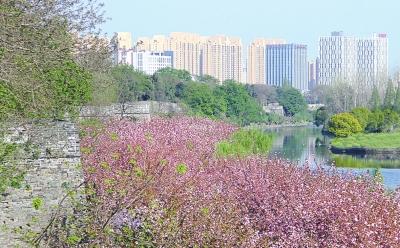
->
left=136, top=32, right=243, bottom=83
left=265, top=44, right=308, bottom=91
left=201, top=35, right=242, bottom=82
left=308, top=60, right=317, bottom=90
left=247, top=38, right=286, bottom=84
left=114, top=32, right=133, bottom=50
left=319, top=32, right=388, bottom=87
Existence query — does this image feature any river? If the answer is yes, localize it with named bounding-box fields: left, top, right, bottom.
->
left=266, top=126, right=400, bottom=189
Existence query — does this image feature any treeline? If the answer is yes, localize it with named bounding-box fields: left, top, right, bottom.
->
left=315, top=81, right=400, bottom=137
left=93, top=65, right=310, bottom=126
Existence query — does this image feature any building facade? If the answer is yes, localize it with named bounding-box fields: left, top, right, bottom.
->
left=247, top=38, right=286, bottom=84
left=129, top=51, right=173, bottom=75
left=319, top=32, right=388, bottom=87
left=136, top=32, right=243, bottom=83
left=265, top=44, right=308, bottom=91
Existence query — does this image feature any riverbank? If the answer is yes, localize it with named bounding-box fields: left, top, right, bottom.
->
left=331, top=132, right=400, bottom=157
left=247, top=121, right=313, bottom=129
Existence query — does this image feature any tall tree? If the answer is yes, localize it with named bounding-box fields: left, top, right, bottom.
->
left=369, top=86, right=381, bottom=111
left=277, top=85, right=307, bottom=116
left=394, top=82, right=400, bottom=113
left=383, top=80, right=395, bottom=109
left=0, top=0, right=107, bottom=119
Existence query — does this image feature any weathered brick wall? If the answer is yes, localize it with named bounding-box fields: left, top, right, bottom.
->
left=0, top=121, right=82, bottom=247
left=80, top=101, right=183, bottom=120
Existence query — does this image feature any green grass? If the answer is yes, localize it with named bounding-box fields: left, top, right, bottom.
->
left=215, top=129, right=274, bottom=158
left=331, top=132, right=400, bottom=149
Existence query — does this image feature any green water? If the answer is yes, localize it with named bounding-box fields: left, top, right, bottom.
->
left=266, top=126, right=400, bottom=189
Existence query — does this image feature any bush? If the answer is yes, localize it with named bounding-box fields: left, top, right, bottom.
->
left=41, top=117, right=400, bottom=247
left=366, top=109, right=400, bottom=133
left=351, top=107, right=371, bottom=131
left=277, top=85, right=307, bottom=116
left=215, top=129, right=274, bottom=157
left=328, top=112, right=362, bottom=137
left=314, top=107, right=329, bottom=127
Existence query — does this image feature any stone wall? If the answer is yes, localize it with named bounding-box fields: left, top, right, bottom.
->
left=0, top=121, right=82, bottom=247
left=80, top=101, right=184, bottom=120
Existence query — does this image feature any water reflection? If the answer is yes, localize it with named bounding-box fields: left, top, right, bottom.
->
left=266, top=126, right=400, bottom=189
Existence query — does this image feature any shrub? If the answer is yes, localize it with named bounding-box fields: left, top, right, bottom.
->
left=328, top=112, right=362, bottom=137
left=215, top=129, right=273, bottom=157
left=40, top=117, right=400, bottom=247
left=314, top=106, right=329, bottom=127
left=351, top=107, right=371, bottom=130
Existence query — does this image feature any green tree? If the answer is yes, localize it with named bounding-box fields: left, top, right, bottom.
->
left=46, top=60, right=92, bottom=118
left=394, top=82, right=400, bottom=113
left=314, top=107, right=329, bottom=127
left=351, top=107, right=371, bottom=131
left=277, top=86, right=307, bottom=116
left=383, top=80, right=395, bottom=109
left=369, top=86, right=381, bottom=111
left=0, top=0, right=107, bottom=120
left=112, top=65, right=153, bottom=103
left=152, top=68, right=192, bottom=102
left=327, top=113, right=362, bottom=137
left=195, top=75, right=219, bottom=85
left=181, top=82, right=227, bottom=118
left=366, top=110, right=385, bottom=133
left=219, top=80, right=266, bottom=125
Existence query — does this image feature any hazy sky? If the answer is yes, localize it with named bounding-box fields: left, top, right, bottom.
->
left=102, top=0, right=399, bottom=72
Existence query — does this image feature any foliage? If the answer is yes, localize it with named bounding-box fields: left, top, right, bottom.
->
left=181, top=82, right=227, bottom=118
left=394, top=82, right=400, bottom=113
left=266, top=113, right=285, bottom=125
left=314, top=106, right=329, bottom=127
left=331, top=132, right=400, bottom=149
left=112, top=65, right=153, bottom=104
left=32, top=197, right=44, bottom=210
left=195, top=75, right=219, bottom=84
left=39, top=117, right=400, bottom=247
left=369, top=86, right=381, bottom=111
left=314, top=83, right=355, bottom=113
left=327, top=112, right=362, bottom=137
left=0, top=142, right=25, bottom=195
left=383, top=80, right=396, bottom=109
left=0, top=0, right=107, bottom=120
left=152, top=68, right=192, bottom=102
left=366, top=109, right=400, bottom=133
left=89, top=72, right=118, bottom=106
left=246, top=84, right=278, bottom=104
left=215, top=129, right=274, bottom=158
left=277, top=85, right=307, bottom=116
left=0, top=83, right=21, bottom=120
left=220, top=80, right=266, bottom=125
left=46, top=60, right=92, bottom=118
left=293, top=110, right=313, bottom=123
left=351, top=107, right=371, bottom=130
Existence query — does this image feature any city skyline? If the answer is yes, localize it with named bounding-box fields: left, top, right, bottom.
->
left=101, top=0, right=400, bottom=73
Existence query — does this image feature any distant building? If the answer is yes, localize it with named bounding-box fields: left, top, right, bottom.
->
left=247, top=38, right=286, bottom=84
left=124, top=51, right=173, bottom=75
left=265, top=44, right=308, bottom=91
left=112, top=32, right=134, bottom=64
left=136, top=32, right=243, bottom=83
left=319, top=32, right=388, bottom=87
left=308, top=60, right=317, bottom=90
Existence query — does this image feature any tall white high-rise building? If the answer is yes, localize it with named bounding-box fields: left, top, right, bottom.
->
left=319, top=32, right=388, bottom=87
